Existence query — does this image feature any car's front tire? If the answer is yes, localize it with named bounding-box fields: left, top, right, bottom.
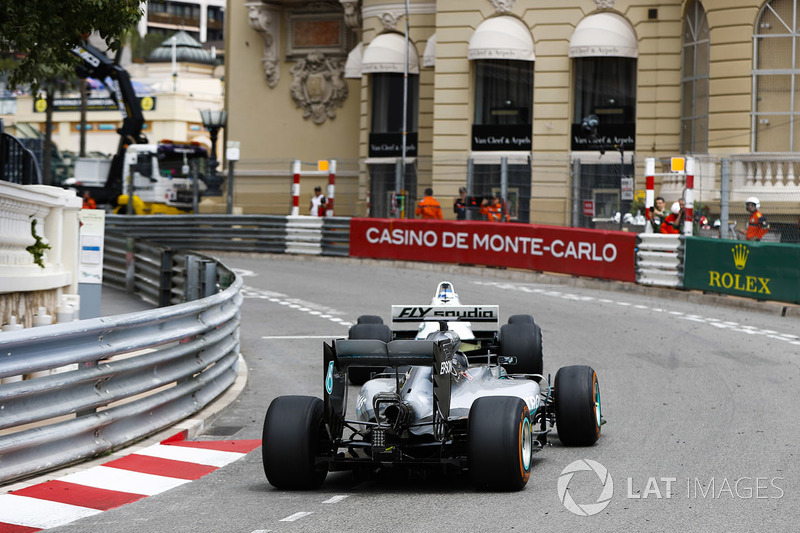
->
left=554, top=365, right=601, bottom=446
left=262, top=395, right=330, bottom=489
left=468, top=396, right=533, bottom=491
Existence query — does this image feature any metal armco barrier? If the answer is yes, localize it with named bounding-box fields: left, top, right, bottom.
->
left=636, top=234, right=684, bottom=288
left=105, top=214, right=350, bottom=257
left=683, top=237, right=800, bottom=304
left=0, top=247, right=242, bottom=484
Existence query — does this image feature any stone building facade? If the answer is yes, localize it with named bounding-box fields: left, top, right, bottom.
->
left=225, top=0, right=800, bottom=233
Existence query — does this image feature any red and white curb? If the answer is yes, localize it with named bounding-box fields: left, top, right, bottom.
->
left=0, top=437, right=261, bottom=532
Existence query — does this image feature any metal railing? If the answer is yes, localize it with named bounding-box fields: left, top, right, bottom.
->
left=0, top=243, right=242, bottom=485
left=105, top=214, right=350, bottom=257
left=635, top=234, right=684, bottom=288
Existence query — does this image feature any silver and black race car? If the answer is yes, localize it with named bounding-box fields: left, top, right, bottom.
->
left=262, top=282, right=604, bottom=491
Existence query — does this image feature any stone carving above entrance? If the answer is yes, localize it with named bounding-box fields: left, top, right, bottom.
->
left=379, top=12, right=402, bottom=31
left=246, top=2, right=281, bottom=88
left=489, top=0, right=516, bottom=13
left=594, top=0, right=616, bottom=8
left=289, top=51, right=349, bottom=124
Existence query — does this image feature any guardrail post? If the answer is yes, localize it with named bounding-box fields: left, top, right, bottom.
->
left=159, top=249, right=173, bottom=307
left=202, top=260, right=217, bottom=298
left=720, top=158, right=731, bottom=239
left=185, top=255, right=200, bottom=301
left=125, top=237, right=136, bottom=294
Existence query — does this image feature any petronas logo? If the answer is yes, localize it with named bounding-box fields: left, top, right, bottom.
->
left=732, top=244, right=749, bottom=270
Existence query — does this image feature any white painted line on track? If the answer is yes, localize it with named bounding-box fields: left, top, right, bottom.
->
left=322, top=495, right=350, bottom=504
left=135, top=443, right=245, bottom=467
left=242, top=286, right=353, bottom=329
left=59, top=465, right=190, bottom=495
left=280, top=511, right=313, bottom=522
left=0, top=494, right=102, bottom=529
left=474, top=280, right=799, bottom=347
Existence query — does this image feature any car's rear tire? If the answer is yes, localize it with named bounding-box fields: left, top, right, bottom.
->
left=356, top=315, right=384, bottom=324
left=468, top=396, right=533, bottom=491
left=554, top=365, right=601, bottom=446
left=508, top=314, right=535, bottom=324
left=499, top=320, right=543, bottom=376
left=347, top=322, right=392, bottom=385
left=262, top=396, right=330, bottom=489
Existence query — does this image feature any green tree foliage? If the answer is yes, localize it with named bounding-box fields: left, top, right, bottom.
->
left=0, top=0, right=143, bottom=91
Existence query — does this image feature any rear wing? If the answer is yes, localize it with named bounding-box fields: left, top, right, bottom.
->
left=391, top=305, right=499, bottom=329
left=327, top=336, right=457, bottom=421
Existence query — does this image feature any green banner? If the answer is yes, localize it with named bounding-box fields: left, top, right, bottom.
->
left=683, top=237, right=800, bottom=304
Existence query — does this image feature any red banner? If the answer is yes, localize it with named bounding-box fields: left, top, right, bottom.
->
left=349, top=219, right=637, bottom=282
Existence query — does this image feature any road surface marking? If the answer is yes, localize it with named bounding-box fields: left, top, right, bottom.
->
left=280, top=512, right=313, bottom=522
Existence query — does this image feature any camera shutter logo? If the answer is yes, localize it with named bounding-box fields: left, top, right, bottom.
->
left=558, top=459, right=613, bottom=516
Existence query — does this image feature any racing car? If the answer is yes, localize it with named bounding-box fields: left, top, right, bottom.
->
left=262, top=281, right=603, bottom=491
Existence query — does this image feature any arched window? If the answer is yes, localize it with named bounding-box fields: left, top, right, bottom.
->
left=753, top=0, right=800, bottom=151
left=569, top=12, right=638, bottom=152
left=468, top=16, right=534, bottom=223
left=681, top=0, right=709, bottom=153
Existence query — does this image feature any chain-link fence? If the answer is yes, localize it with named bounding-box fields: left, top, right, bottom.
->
left=229, top=153, right=800, bottom=242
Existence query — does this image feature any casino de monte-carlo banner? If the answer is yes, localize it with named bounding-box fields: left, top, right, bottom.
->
left=683, top=238, right=800, bottom=304
left=349, top=219, right=637, bottom=282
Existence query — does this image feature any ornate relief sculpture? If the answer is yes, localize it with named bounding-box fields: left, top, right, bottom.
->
left=289, top=51, right=349, bottom=124
left=340, top=0, right=362, bottom=32
left=594, top=0, right=616, bottom=8
left=246, top=2, right=281, bottom=88
left=380, top=11, right=402, bottom=31
left=489, top=0, right=516, bottom=13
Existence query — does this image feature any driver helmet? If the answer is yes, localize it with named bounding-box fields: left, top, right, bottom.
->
left=433, top=281, right=460, bottom=304
left=745, top=196, right=760, bottom=209
left=451, top=352, right=469, bottom=373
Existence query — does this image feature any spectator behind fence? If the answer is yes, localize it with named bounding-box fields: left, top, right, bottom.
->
left=82, top=191, right=97, bottom=209
left=646, top=196, right=666, bottom=232
left=310, top=186, right=327, bottom=216
left=416, top=188, right=443, bottom=219
left=454, top=187, right=468, bottom=220
left=739, top=196, right=769, bottom=241
left=660, top=201, right=684, bottom=234
left=480, top=194, right=509, bottom=222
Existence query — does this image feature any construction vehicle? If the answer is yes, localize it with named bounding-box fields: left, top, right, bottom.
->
left=66, top=41, right=209, bottom=213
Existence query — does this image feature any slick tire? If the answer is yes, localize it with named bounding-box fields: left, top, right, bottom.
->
left=468, top=396, right=533, bottom=491
left=554, top=365, right=601, bottom=446
left=499, top=321, right=543, bottom=376
left=347, top=323, right=392, bottom=385
left=262, top=396, right=330, bottom=489
left=356, top=315, right=384, bottom=324
left=507, top=314, right=536, bottom=325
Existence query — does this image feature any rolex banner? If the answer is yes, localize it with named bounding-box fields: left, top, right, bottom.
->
left=683, top=237, right=800, bottom=304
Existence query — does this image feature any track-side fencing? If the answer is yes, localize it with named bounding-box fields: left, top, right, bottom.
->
left=0, top=244, right=242, bottom=485
left=105, top=214, right=350, bottom=257
left=635, top=234, right=684, bottom=288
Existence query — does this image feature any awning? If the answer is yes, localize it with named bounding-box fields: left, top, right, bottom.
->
left=361, top=33, right=420, bottom=74
left=344, top=42, right=363, bottom=79
left=569, top=12, right=638, bottom=58
left=423, top=34, right=436, bottom=68
left=468, top=16, right=535, bottom=62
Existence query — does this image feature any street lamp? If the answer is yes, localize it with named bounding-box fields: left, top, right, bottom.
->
left=199, top=109, right=227, bottom=196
